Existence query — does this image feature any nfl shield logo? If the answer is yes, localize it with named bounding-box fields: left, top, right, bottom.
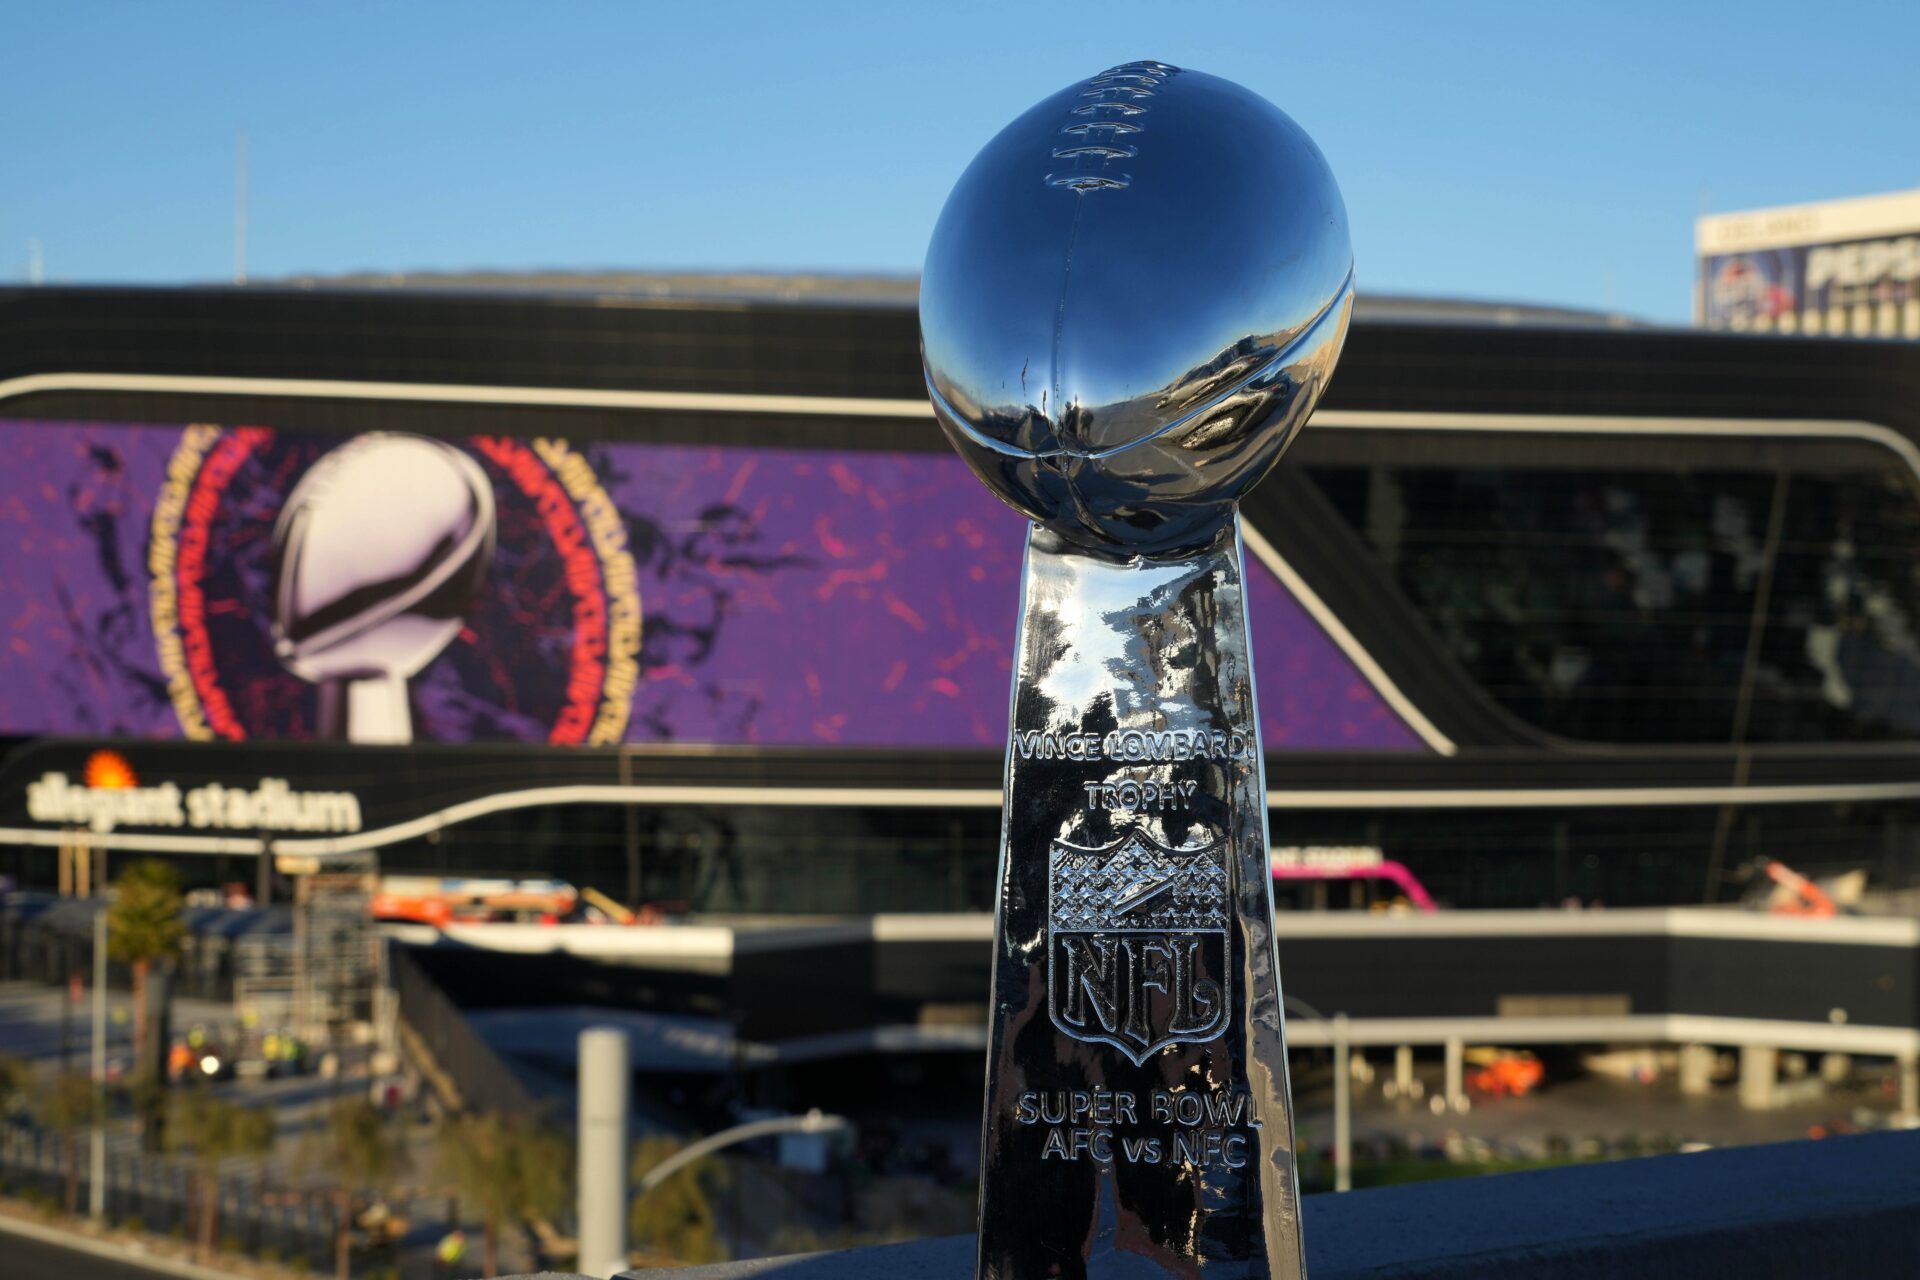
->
left=1048, top=827, right=1230, bottom=1065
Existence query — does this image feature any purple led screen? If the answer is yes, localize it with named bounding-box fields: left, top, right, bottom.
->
left=0, top=419, right=1425, bottom=752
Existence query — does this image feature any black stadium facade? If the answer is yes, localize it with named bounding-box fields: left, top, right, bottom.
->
left=5, top=282, right=1920, bottom=1108
left=5, top=282, right=1920, bottom=918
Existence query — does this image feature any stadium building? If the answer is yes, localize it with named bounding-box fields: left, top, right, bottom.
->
left=2, top=279, right=1920, bottom=921
left=1698, top=187, right=1920, bottom=339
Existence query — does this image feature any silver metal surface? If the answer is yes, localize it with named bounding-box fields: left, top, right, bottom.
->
left=922, top=61, right=1351, bottom=557
left=921, top=61, right=1351, bottom=1277
left=269, top=432, right=495, bottom=743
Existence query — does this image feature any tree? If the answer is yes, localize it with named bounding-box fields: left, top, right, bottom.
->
left=0, top=1053, right=30, bottom=1110
left=170, top=1092, right=274, bottom=1255
left=630, top=1136, right=728, bottom=1267
left=107, top=860, right=186, bottom=1077
left=309, top=1097, right=408, bottom=1280
left=35, top=1070, right=99, bottom=1216
left=436, top=1110, right=572, bottom=1278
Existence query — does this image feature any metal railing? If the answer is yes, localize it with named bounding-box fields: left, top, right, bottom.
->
left=389, top=944, right=535, bottom=1116
left=0, top=1123, right=341, bottom=1270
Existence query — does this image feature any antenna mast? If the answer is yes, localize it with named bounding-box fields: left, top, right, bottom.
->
left=234, top=129, right=249, bottom=285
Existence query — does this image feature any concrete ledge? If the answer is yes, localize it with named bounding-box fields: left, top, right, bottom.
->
left=618, top=1130, right=1920, bottom=1278
left=0, top=1203, right=273, bottom=1280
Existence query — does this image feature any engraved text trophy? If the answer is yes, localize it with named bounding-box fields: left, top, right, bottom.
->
left=920, top=62, right=1352, bottom=1278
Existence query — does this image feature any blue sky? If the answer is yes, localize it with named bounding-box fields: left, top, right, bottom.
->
left=6, top=1, right=1915, bottom=322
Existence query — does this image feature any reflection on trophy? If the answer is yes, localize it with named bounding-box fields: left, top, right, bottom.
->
left=921, top=62, right=1351, bottom=1277
left=270, top=433, right=496, bottom=744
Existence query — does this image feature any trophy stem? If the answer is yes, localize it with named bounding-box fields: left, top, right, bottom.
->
left=316, top=674, right=413, bottom=744
left=975, top=516, right=1305, bottom=1279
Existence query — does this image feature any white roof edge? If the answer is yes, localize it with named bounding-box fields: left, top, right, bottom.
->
left=1697, top=187, right=1920, bottom=255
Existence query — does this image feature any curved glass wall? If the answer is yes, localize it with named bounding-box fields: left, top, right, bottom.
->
left=1301, top=428, right=1920, bottom=746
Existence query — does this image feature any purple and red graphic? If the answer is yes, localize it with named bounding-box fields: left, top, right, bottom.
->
left=0, top=418, right=1427, bottom=751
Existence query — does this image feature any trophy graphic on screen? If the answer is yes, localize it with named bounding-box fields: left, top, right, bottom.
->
left=921, top=61, right=1352, bottom=1277
left=270, top=433, right=496, bottom=744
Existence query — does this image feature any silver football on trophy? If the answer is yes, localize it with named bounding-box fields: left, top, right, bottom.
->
left=920, top=61, right=1353, bottom=555
left=270, top=432, right=496, bottom=743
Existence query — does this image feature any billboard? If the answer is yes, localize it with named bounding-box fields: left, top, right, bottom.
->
left=1696, top=188, right=1920, bottom=338
left=0, top=418, right=1427, bottom=753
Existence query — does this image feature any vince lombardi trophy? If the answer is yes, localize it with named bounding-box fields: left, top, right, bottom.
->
left=271, top=433, right=496, bottom=745
left=921, top=62, right=1352, bottom=1278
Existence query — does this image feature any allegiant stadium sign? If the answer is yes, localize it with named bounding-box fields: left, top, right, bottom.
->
left=26, top=760, right=362, bottom=835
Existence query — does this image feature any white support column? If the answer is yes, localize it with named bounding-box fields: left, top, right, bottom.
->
left=1678, top=1044, right=1716, bottom=1096
left=578, top=1028, right=631, bottom=1278
left=1391, top=1044, right=1419, bottom=1100
left=1738, top=1045, right=1779, bottom=1111
left=1444, top=1037, right=1465, bottom=1113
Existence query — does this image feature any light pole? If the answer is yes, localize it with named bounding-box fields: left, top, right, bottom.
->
left=578, top=1029, right=629, bottom=1279
left=1332, top=1013, right=1352, bottom=1194
left=90, top=907, right=106, bottom=1219
left=1285, top=995, right=1353, bottom=1193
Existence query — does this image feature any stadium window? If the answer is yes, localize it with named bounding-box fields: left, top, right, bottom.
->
left=1749, top=467, right=1920, bottom=742
left=1304, top=435, right=1920, bottom=747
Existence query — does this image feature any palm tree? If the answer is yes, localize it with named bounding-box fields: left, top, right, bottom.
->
left=35, top=1070, right=99, bottom=1216
left=630, top=1135, right=728, bottom=1267
left=170, top=1091, right=275, bottom=1255
left=106, top=860, right=186, bottom=1076
left=310, top=1096, right=407, bottom=1280
left=0, top=1053, right=30, bottom=1109
left=436, top=1110, right=572, bottom=1278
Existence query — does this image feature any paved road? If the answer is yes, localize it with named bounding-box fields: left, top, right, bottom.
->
left=4, top=1228, right=175, bottom=1280
left=0, top=981, right=233, bottom=1073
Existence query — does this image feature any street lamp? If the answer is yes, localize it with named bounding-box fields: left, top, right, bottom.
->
left=635, top=1109, right=852, bottom=1197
